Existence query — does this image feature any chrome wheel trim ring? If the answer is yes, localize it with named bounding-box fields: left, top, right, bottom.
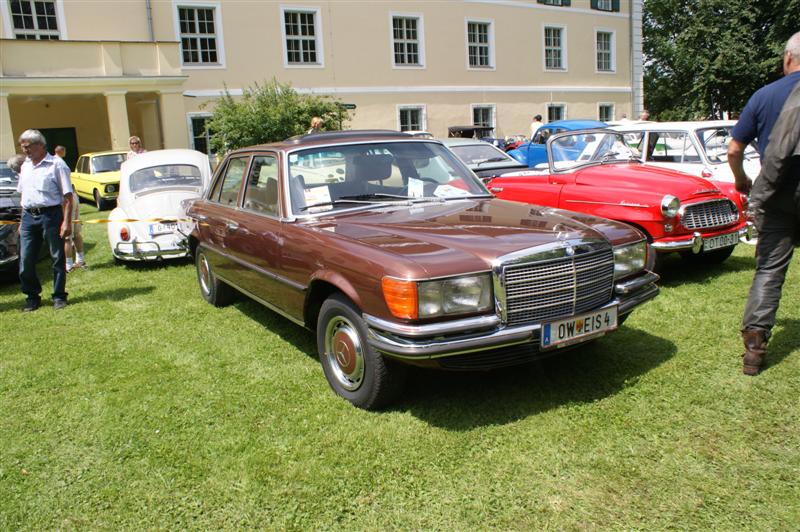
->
left=324, top=316, right=365, bottom=391
left=198, top=253, right=212, bottom=296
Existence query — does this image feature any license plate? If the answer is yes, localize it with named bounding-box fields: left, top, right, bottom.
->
left=541, top=307, right=618, bottom=349
left=149, top=222, right=177, bottom=236
left=703, top=231, right=738, bottom=251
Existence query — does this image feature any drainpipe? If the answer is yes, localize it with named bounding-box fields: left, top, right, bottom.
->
left=146, top=0, right=154, bottom=42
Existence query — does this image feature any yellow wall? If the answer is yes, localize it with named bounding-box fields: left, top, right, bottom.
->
left=8, top=94, right=112, bottom=155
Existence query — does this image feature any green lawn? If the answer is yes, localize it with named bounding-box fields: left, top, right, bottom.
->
left=1, top=205, right=798, bottom=529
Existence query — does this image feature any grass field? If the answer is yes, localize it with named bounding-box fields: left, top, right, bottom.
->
left=1, top=204, right=798, bottom=529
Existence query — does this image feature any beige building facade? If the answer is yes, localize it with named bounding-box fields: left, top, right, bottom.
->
left=0, top=0, right=643, bottom=167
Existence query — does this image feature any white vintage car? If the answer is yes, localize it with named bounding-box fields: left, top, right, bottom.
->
left=107, top=149, right=212, bottom=261
left=610, top=121, right=761, bottom=183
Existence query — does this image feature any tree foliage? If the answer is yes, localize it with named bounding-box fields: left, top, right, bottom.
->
left=205, top=79, right=350, bottom=152
left=643, top=0, right=799, bottom=120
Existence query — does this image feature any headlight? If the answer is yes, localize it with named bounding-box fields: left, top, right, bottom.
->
left=661, top=195, right=680, bottom=218
left=382, top=274, right=493, bottom=319
left=613, top=241, right=647, bottom=280
left=105, top=184, right=116, bottom=193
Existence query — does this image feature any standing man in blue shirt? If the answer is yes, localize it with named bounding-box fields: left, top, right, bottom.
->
left=728, top=32, right=800, bottom=375
left=17, top=129, right=74, bottom=311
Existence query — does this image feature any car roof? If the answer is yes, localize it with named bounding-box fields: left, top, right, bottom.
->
left=543, top=119, right=607, bottom=130
left=610, top=120, right=736, bottom=131
left=80, top=150, right=129, bottom=157
left=228, top=130, right=417, bottom=154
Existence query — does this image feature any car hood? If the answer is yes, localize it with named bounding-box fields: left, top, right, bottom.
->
left=306, top=198, right=639, bottom=275
left=573, top=163, right=725, bottom=201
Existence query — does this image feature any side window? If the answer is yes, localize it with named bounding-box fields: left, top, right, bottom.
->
left=214, top=157, right=248, bottom=206
left=649, top=132, right=699, bottom=163
left=76, top=157, right=86, bottom=173
left=243, top=155, right=280, bottom=216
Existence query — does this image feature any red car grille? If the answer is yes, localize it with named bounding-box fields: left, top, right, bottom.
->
left=682, top=199, right=738, bottom=230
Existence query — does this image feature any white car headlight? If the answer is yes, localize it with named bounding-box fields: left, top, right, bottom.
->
left=613, top=241, right=647, bottom=280
left=661, top=195, right=680, bottom=218
left=418, top=274, right=493, bottom=318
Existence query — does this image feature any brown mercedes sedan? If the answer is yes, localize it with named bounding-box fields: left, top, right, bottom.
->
left=186, top=131, right=660, bottom=409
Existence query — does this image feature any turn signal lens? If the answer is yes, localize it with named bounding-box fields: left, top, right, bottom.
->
left=120, top=226, right=130, bottom=241
left=382, top=277, right=418, bottom=319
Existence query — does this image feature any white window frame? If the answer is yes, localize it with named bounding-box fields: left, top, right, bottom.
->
left=186, top=112, right=214, bottom=153
left=594, top=28, right=616, bottom=74
left=396, top=104, right=427, bottom=132
left=280, top=5, right=325, bottom=69
left=172, top=0, right=226, bottom=69
left=470, top=103, right=497, bottom=132
left=547, top=103, right=567, bottom=122
left=464, top=18, right=495, bottom=71
left=1, top=0, right=67, bottom=40
left=389, top=12, right=426, bottom=69
left=597, top=102, right=615, bottom=122
left=542, top=24, right=568, bottom=72
left=596, top=0, right=613, bottom=11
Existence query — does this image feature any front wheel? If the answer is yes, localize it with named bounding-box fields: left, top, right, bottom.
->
left=317, top=294, right=406, bottom=410
left=196, top=248, right=235, bottom=306
left=93, top=189, right=110, bottom=211
left=681, top=246, right=735, bottom=265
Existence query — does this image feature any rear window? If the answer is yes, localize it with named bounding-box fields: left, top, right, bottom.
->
left=129, top=164, right=202, bottom=193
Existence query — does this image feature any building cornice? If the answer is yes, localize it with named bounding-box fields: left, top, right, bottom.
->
left=184, top=85, right=633, bottom=98
left=0, top=76, right=189, bottom=90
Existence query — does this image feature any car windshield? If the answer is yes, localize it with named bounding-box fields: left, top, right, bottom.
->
left=696, top=127, right=758, bottom=164
left=450, top=143, right=515, bottom=166
left=0, top=162, right=18, bottom=186
left=287, top=141, right=490, bottom=213
left=92, top=154, right=126, bottom=173
left=129, top=164, right=203, bottom=193
left=549, top=131, right=639, bottom=171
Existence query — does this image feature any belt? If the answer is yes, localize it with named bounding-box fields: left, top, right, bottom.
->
left=24, top=205, right=61, bottom=215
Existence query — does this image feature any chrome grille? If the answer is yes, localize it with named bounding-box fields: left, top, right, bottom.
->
left=682, top=200, right=738, bottom=230
left=502, top=249, right=614, bottom=326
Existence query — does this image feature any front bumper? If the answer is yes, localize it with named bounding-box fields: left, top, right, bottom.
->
left=114, top=239, right=188, bottom=261
left=364, top=270, right=659, bottom=361
left=651, top=223, right=753, bottom=253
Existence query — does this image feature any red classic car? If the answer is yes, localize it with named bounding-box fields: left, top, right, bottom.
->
left=186, top=131, right=660, bottom=409
left=487, top=129, right=752, bottom=265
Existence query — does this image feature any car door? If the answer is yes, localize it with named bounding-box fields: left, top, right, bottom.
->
left=71, top=156, right=90, bottom=198
left=197, top=155, right=251, bottom=287
left=228, top=153, right=301, bottom=313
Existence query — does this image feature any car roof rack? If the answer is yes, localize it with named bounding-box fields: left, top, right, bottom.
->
left=284, top=130, right=412, bottom=144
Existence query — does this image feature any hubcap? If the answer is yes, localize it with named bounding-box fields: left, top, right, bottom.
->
left=198, top=253, right=211, bottom=295
left=325, top=316, right=365, bottom=391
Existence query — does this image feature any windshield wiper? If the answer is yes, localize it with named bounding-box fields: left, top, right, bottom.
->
left=338, top=193, right=413, bottom=201
left=476, top=157, right=511, bottom=166
left=298, top=199, right=376, bottom=212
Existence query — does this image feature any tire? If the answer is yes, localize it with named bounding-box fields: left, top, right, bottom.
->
left=681, top=245, right=735, bottom=265
left=196, top=248, right=235, bottom=307
left=317, top=293, right=406, bottom=410
left=94, top=189, right=109, bottom=211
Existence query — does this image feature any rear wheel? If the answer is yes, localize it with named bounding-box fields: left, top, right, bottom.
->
left=196, top=248, right=234, bottom=306
left=681, top=246, right=735, bottom=265
left=317, top=293, right=406, bottom=410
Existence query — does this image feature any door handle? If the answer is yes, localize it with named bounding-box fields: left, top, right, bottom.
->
left=194, top=214, right=208, bottom=222
left=226, top=221, right=239, bottom=231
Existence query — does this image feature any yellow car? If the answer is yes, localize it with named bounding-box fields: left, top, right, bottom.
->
left=71, top=150, right=127, bottom=210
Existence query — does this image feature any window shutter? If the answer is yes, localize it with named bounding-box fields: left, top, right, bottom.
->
left=562, top=0, right=571, bottom=5
left=591, top=0, right=599, bottom=8
left=612, top=0, right=620, bottom=11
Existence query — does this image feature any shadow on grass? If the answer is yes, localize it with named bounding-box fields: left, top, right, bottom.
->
left=658, top=254, right=754, bottom=287
left=234, top=297, right=317, bottom=355
left=0, top=284, right=156, bottom=312
left=394, top=326, right=675, bottom=430
left=762, top=318, right=800, bottom=374
left=85, top=256, right=194, bottom=272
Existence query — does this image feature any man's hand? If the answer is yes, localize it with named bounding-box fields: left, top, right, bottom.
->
left=60, top=220, right=72, bottom=239
left=735, top=176, right=752, bottom=194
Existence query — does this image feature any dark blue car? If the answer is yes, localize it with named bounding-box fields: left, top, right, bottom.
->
left=507, top=119, right=607, bottom=167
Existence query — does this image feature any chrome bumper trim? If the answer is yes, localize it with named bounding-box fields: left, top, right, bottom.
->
left=114, top=239, right=188, bottom=260
left=367, top=281, right=660, bottom=360
left=0, top=254, right=18, bottom=266
left=362, top=313, right=501, bottom=338
left=615, top=270, right=660, bottom=295
left=651, top=232, right=703, bottom=253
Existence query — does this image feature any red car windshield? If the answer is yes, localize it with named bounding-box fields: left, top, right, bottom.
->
left=550, top=132, right=639, bottom=171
